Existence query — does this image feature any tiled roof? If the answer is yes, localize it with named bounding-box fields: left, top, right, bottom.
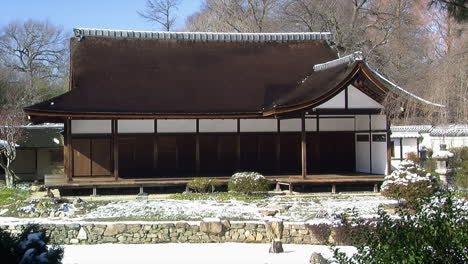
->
left=390, top=132, right=422, bottom=139
left=430, top=124, right=468, bottom=137
left=391, top=125, right=432, bottom=133
left=391, top=124, right=468, bottom=137
left=73, top=28, right=333, bottom=42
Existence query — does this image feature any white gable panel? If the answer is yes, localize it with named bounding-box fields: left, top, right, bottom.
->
left=118, top=120, right=154, bottom=133
left=348, top=85, right=383, bottom=109
left=199, top=119, right=237, bottom=132
left=371, top=115, right=387, bottom=130
left=355, top=115, right=370, bottom=131
left=158, top=120, right=196, bottom=133
left=71, top=120, right=111, bottom=134
left=240, top=119, right=277, bottom=132
left=316, top=90, right=345, bottom=109
left=320, top=118, right=354, bottom=131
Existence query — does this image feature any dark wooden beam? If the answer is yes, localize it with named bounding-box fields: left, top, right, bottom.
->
left=387, top=119, right=392, bottom=175
left=195, top=119, right=200, bottom=176
left=276, top=119, right=281, bottom=174
left=301, top=115, right=307, bottom=179
left=399, top=138, right=403, bottom=162
left=66, top=118, right=72, bottom=182
left=369, top=114, right=372, bottom=174
left=112, top=119, right=119, bottom=180
left=236, top=119, right=241, bottom=171
left=153, top=119, right=158, bottom=171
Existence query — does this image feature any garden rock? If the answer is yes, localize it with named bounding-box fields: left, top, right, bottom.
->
left=269, top=239, right=284, bottom=253
left=310, top=253, right=328, bottom=264
left=77, top=228, right=87, bottom=240
left=259, top=209, right=277, bottom=216
left=104, top=224, right=126, bottom=236
left=268, top=205, right=291, bottom=212
left=200, top=218, right=224, bottom=235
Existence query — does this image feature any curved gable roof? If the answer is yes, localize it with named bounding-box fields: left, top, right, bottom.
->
left=24, top=29, right=391, bottom=121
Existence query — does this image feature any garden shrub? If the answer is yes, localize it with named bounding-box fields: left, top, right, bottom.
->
left=334, top=190, right=468, bottom=264
left=381, top=160, right=436, bottom=209
left=0, top=224, right=63, bottom=264
left=186, top=178, right=220, bottom=193
left=405, top=151, right=419, bottom=163
left=228, top=172, right=270, bottom=194
left=450, top=146, right=468, bottom=189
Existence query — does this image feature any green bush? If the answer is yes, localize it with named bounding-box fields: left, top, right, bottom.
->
left=334, top=190, right=468, bottom=264
left=381, top=160, right=436, bottom=209
left=228, top=172, right=270, bottom=194
left=186, top=178, right=220, bottom=193
left=0, top=224, right=63, bottom=264
left=0, top=185, right=30, bottom=206
left=450, top=146, right=468, bottom=189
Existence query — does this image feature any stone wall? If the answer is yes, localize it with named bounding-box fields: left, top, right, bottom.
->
left=1, top=220, right=350, bottom=245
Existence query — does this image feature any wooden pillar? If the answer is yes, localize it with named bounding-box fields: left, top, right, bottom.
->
left=301, top=115, right=307, bottom=179
left=399, top=138, right=403, bottom=161
left=276, top=119, right=281, bottom=174
left=112, top=119, right=119, bottom=180
left=65, top=118, right=72, bottom=182
left=195, top=119, right=200, bottom=176
left=236, top=119, right=241, bottom=171
left=387, top=120, right=392, bottom=175
left=153, top=119, right=158, bottom=172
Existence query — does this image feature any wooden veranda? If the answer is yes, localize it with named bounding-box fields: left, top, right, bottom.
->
left=45, top=173, right=384, bottom=195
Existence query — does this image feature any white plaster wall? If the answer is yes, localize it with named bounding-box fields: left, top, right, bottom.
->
left=429, top=136, right=468, bottom=152
left=305, top=118, right=317, bottom=132
left=199, top=119, right=237, bottom=133
left=355, top=115, right=370, bottom=131
left=402, top=138, right=418, bottom=158
left=71, top=120, right=111, bottom=134
left=157, top=120, right=196, bottom=133
left=118, top=120, right=154, bottom=133
left=348, top=85, right=383, bottom=109
left=280, top=119, right=301, bottom=132
left=392, top=139, right=402, bottom=160
left=356, top=133, right=371, bottom=173
left=371, top=133, right=388, bottom=175
left=315, top=90, right=345, bottom=109
left=319, top=118, right=354, bottom=131
left=240, top=119, right=277, bottom=132
left=371, top=115, right=387, bottom=130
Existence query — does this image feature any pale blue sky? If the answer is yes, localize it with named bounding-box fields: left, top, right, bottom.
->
left=0, top=0, right=203, bottom=33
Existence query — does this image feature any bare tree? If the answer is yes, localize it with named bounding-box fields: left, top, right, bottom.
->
left=138, top=0, right=182, bottom=31
left=185, top=0, right=280, bottom=32
left=0, top=20, right=68, bottom=104
left=0, top=95, right=24, bottom=186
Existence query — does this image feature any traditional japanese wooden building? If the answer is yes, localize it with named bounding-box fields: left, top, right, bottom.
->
left=23, top=29, right=435, bottom=190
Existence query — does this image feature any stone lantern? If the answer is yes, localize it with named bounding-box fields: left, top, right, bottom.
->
left=432, top=144, right=454, bottom=184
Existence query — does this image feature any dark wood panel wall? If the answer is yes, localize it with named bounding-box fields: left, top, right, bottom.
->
left=66, top=117, right=359, bottom=179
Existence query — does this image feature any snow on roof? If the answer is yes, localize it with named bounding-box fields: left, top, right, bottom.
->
left=390, top=132, right=422, bottom=139
left=0, top=139, right=19, bottom=148
left=391, top=125, right=432, bottom=133
left=73, top=28, right=333, bottom=42
left=391, top=124, right=468, bottom=138
left=366, top=63, right=445, bottom=107
left=430, top=124, right=468, bottom=137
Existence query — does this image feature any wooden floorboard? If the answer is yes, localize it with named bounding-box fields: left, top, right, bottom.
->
left=45, top=173, right=384, bottom=189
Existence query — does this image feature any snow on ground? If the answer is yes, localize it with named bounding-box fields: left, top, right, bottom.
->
left=61, top=243, right=357, bottom=264
left=79, top=195, right=396, bottom=222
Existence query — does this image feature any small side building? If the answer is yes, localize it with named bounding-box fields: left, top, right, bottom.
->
left=0, top=124, right=64, bottom=182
